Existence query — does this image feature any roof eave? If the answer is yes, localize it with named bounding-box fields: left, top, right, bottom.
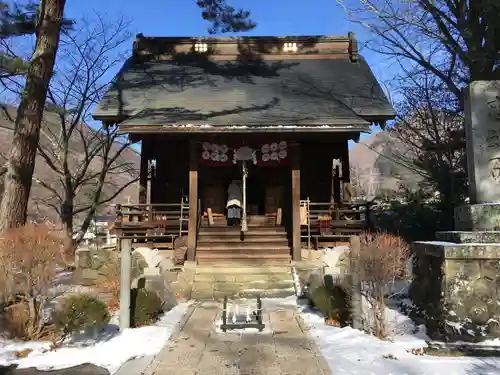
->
left=117, top=124, right=372, bottom=135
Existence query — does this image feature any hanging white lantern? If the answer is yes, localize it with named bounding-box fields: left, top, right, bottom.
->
left=270, top=142, right=278, bottom=152
left=279, top=141, right=287, bottom=150
left=262, top=153, right=270, bottom=162
left=278, top=149, right=287, bottom=159
left=220, top=144, right=228, bottom=153
left=220, top=153, right=228, bottom=163
left=202, top=142, right=211, bottom=151
left=210, top=151, right=219, bottom=161
left=261, top=144, right=270, bottom=154
left=270, top=152, right=279, bottom=160
left=202, top=150, right=211, bottom=160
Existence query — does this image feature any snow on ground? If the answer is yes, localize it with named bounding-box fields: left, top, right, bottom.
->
left=296, top=297, right=500, bottom=375
left=0, top=303, right=190, bottom=374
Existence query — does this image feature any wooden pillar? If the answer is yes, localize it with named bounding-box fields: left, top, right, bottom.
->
left=291, top=143, right=301, bottom=261
left=187, top=140, right=198, bottom=261
left=138, top=140, right=149, bottom=204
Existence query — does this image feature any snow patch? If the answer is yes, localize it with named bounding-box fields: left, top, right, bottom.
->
left=0, top=303, right=190, bottom=374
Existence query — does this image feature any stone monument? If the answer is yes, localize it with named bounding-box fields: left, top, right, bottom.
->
left=410, top=81, right=500, bottom=342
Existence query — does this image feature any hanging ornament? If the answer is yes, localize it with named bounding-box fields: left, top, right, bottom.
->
left=261, top=144, right=270, bottom=154
left=279, top=141, right=287, bottom=150
left=202, top=142, right=211, bottom=151
left=220, top=144, right=228, bottom=153
left=202, top=150, right=211, bottom=160
left=220, top=153, right=228, bottom=163
left=262, top=153, right=270, bottom=162
left=270, top=142, right=278, bottom=152
left=278, top=149, right=287, bottom=159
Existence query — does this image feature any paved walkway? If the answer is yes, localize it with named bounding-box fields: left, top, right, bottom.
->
left=144, top=301, right=331, bottom=375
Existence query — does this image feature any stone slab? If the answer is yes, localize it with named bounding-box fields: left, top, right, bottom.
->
left=436, top=230, right=500, bottom=244
left=413, top=241, right=500, bottom=259
left=145, top=301, right=330, bottom=375
left=464, top=80, right=500, bottom=204
left=454, top=203, right=500, bottom=231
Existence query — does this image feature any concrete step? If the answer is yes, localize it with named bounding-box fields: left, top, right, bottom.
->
left=435, top=231, right=500, bottom=244
left=195, top=265, right=292, bottom=274
left=191, top=287, right=295, bottom=300
left=197, top=256, right=291, bottom=266
left=194, top=273, right=293, bottom=283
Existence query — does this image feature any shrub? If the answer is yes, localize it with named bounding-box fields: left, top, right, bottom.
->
left=0, top=224, right=67, bottom=340
left=51, top=294, right=110, bottom=341
left=310, top=284, right=351, bottom=326
left=98, top=262, right=120, bottom=313
left=358, top=231, right=410, bottom=338
left=131, top=288, right=163, bottom=327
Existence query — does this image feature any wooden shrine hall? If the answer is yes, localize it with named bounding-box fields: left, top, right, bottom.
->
left=93, top=33, right=395, bottom=265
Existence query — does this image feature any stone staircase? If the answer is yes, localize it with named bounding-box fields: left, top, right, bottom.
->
left=191, top=265, right=296, bottom=300
left=195, top=216, right=292, bottom=265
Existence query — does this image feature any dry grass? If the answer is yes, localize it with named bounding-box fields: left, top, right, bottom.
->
left=98, top=263, right=120, bottom=313
left=0, top=223, right=67, bottom=340
left=358, top=231, right=410, bottom=338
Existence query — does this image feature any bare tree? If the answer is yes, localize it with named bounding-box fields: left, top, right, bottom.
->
left=336, top=0, right=500, bottom=111
left=0, top=16, right=137, bottom=247
left=0, top=0, right=66, bottom=231
left=34, top=17, right=137, bottom=246
left=390, top=74, right=467, bottom=207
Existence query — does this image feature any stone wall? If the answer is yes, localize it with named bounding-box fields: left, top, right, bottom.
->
left=411, top=242, right=500, bottom=341
left=74, top=246, right=148, bottom=285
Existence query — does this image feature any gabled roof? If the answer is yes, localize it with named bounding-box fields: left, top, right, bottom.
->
left=93, top=34, right=395, bottom=133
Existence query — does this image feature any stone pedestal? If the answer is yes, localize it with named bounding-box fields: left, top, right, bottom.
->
left=411, top=205, right=500, bottom=341
left=410, top=81, right=500, bottom=342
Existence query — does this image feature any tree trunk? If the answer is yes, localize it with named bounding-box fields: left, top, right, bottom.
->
left=0, top=0, right=66, bottom=231
left=61, top=199, right=73, bottom=239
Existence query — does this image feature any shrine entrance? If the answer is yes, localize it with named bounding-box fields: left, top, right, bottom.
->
left=198, top=140, right=291, bottom=226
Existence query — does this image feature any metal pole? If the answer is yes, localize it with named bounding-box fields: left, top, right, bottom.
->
left=119, top=238, right=132, bottom=331
left=349, top=235, right=363, bottom=330
left=241, top=161, right=248, bottom=232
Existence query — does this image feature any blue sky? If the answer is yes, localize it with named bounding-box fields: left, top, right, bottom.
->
left=64, top=0, right=395, bottom=143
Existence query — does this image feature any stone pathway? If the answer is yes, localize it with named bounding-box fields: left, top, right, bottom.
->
left=144, top=301, right=331, bottom=375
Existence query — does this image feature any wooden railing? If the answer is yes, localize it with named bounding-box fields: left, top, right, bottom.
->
left=113, top=203, right=187, bottom=249
left=301, top=200, right=373, bottom=248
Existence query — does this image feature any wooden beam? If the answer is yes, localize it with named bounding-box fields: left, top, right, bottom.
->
left=138, top=140, right=148, bottom=204
left=187, top=140, right=198, bottom=261
left=291, top=143, right=301, bottom=261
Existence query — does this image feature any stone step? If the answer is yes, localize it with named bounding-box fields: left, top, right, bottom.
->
left=210, top=280, right=294, bottom=291
left=194, top=273, right=293, bottom=283
left=197, top=256, right=291, bottom=266
left=191, top=287, right=296, bottom=300
left=195, top=265, right=292, bottom=274
left=435, top=231, right=500, bottom=244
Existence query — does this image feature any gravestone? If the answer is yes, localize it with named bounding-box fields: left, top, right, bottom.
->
left=411, top=81, right=500, bottom=342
